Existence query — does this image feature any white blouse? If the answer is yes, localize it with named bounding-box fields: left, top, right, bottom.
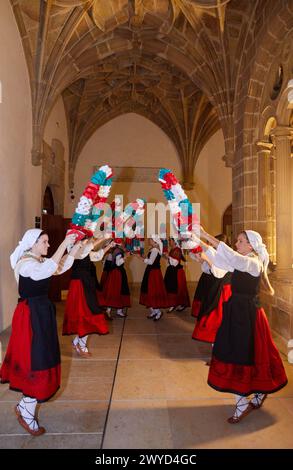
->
left=15, top=257, right=57, bottom=282
left=115, top=254, right=125, bottom=266
left=144, top=248, right=159, bottom=265
left=89, top=250, right=104, bottom=263
left=203, top=246, right=228, bottom=279
left=213, top=241, right=262, bottom=277
left=55, top=254, right=75, bottom=275
left=76, top=242, right=94, bottom=260
left=189, top=247, right=227, bottom=278
left=201, top=261, right=211, bottom=274
left=75, top=242, right=104, bottom=263
left=168, top=256, right=179, bottom=267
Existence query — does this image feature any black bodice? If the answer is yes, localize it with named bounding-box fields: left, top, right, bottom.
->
left=19, top=274, right=50, bottom=299
left=147, top=251, right=161, bottom=269
left=231, top=269, right=261, bottom=297
left=71, top=256, right=96, bottom=278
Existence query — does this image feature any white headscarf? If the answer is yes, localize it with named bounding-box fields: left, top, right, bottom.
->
left=151, top=234, right=163, bottom=255
left=245, top=230, right=269, bottom=271
left=10, top=229, right=43, bottom=269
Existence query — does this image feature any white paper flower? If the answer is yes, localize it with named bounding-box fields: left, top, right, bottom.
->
left=168, top=200, right=180, bottom=214
left=171, top=184, right=186, bottom=202
left=98, top=185, right=111, bottom=198
left=99, top=165, right=112, bottom=178
left=84, top=219, right=92, bottom=229
left=77, top=196, right=92, bottom=215
left=136, top=198, right=145, bottom=208
left=84, top=220, right=98, bottom=232
left=136, top=208, right=144, bottom=216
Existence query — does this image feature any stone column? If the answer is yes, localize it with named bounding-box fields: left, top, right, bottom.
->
left=271, top=126, right=293, bottom=276
left=256, top=141, right=275, bottom=260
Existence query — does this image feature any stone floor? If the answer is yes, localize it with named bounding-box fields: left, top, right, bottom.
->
left=0, top=286, right=293, bottom=449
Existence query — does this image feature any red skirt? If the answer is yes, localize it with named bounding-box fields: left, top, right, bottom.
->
left=63, top=280, right=109, bottom=337
left=192, top=284, right=232, bottom=343
left=103, top=269, right=131, bottom=308
left=192, top=299, right=202, bottom=318
left=140, top=269, right=169, bottom=308
left=208, top=308, right=288, bottom=395
left=100, top=271, right=109, bottom=289
left=167, top=269, right=190, bottom=307
left=0, top=302, right=60, bottom=402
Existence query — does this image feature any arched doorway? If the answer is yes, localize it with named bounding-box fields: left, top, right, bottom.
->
left=43, top=185, right=54, bottom=215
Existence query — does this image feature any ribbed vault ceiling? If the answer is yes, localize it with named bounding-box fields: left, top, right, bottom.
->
left=11, top=0, right=272, bottom=186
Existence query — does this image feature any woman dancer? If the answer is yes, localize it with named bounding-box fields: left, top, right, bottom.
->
left=138, top=235, right=169, bottom=321
left=103, top=240, right=131, bottom=318
left=196, top=228, right=288, bottom=423
left=164, top=237, right=190, bottom=312
left=0, top=229, right=78, bottom=435
left=63, top=237, right=115, bottom=356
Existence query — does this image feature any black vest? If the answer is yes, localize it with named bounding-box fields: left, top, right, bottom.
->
left=213, top=270, right=261, bottom=365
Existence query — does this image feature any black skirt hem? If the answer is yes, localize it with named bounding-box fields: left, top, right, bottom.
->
left=207, top=379, right=288, bottom=397
left=62, top=330, right=109, bottom=337
left=0, top=382, right=60, bottom=403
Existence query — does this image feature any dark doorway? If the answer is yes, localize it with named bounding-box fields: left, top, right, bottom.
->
left=43, top=186, right=54, bottom=215
left=222, top=204, right=232, bottom=246
left=42, top=215, right=71, bottom=301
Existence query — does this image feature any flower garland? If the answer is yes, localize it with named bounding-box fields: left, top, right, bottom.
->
left=123, top=198, right=146, bottom=254
left=158, top=168, right=199, bottom=250
left=68, top=165, right=113, bottom=240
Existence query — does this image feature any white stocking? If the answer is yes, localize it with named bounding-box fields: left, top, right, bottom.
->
left=233, top=395, right=249, bottom=419
left=251, top=393, right=265, bottom=407
left=78, top=335, right=89, bottom=352
left=149, top=308, right=156, bottom=317
left=17, top=396, right=38, bottom=431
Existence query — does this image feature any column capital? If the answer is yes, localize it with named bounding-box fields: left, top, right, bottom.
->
left=256, top=140, right=273, bottom=154
left=270, top=126, right=293, bottom=138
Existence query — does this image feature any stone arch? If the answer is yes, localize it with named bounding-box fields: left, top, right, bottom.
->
left=73, top=111, right=183, bottom=214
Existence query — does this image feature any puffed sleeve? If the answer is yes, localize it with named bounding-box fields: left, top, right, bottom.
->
left=144, top=248, right=159, bottom=265
left=205, top=246, right=217, bottom=263
left=18, top=258, right=58, bottom=281
left=214, top=242, right=262, bottom=276
left=55, top=255, right=74, bottom=275
left=169, top=256, right=179, bottom=267
left=210, top=264, right=228, bottom=279
left=115, top=254, right=125, bottom=266
left=75, top=242, right=94, bottom=260
left=89, top=249, right=104, bottom=262
left=201, top=261, right=211, bottom=274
